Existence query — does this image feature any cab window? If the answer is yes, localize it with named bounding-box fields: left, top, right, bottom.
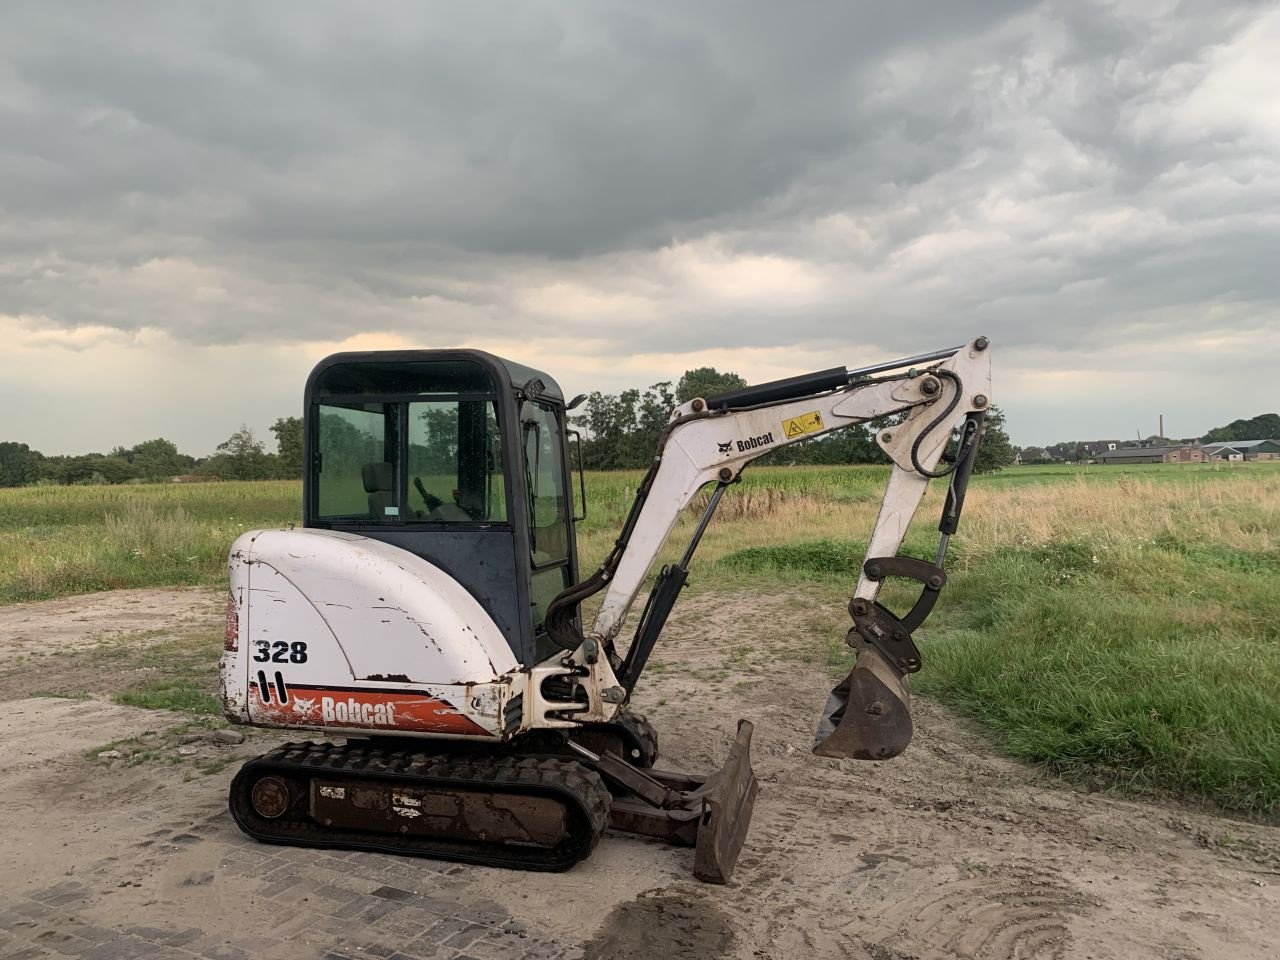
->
left=521, top=401, right=571, bottom=629
left=316, top=403, right=399, bottom=521
left=314, top=398, right=506, bottom=524
left=406, top=400, right=506, bottom=522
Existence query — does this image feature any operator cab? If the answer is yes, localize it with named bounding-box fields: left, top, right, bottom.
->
left=303, top=350, right=581, bottom=667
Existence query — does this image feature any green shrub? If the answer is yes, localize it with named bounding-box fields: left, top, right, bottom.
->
left=718, top=539, right=867, bottom=577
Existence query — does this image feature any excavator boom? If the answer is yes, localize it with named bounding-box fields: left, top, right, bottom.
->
left=545, top=336, right=993, bottom=759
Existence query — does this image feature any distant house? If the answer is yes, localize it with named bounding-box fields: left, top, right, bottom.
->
left=1203, top=444, right=1245, bottom=461
left=1080, top=440, right=1135, bottom=460
left=1200, top=439, right=1280, bottom=461
left=1097, top=444, right=1207, bottom=465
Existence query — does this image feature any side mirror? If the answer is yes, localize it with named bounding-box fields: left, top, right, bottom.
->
left=567, top=429, right=588, bottom=522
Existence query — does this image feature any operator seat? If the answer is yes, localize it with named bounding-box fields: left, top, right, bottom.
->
left=362, top=462, right=395, bottom=520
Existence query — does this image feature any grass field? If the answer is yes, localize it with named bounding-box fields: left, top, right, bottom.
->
left=3, top=461, right=1279, bottom=816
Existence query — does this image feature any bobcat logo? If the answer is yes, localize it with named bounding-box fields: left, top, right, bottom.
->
left=291, top=697, right=317, bottom=716
left=717, top=441, right=734, bottom=455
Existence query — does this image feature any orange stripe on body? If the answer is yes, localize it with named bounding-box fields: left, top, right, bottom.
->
left=249, top=686, right=491, bottom=737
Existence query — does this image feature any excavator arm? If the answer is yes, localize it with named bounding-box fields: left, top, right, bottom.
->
left=544, top=336, right=992, bottom=761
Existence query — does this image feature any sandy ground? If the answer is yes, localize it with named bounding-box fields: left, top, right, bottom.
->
left=0, top=587, right=221, bottom=657
left=0, top=586, right=1277, bottom=960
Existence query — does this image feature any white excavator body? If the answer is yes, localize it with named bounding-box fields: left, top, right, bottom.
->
left=223, top=528, right=519, bottom=740
left=219, top=338, right=994, bottom=882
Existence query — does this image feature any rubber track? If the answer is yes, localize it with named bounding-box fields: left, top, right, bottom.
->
left=229, top=740, right=612, bottom=872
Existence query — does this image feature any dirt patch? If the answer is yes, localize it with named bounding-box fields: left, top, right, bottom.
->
left=613, top=584, right=1280, bottom=960
left=0, top=586, right=224, bottom=702
left=0, top=586, right=1278, bottom=960
left=0, top=586, right=221, bottom=657
left=0, top=697, right=163, bottom=770
left=582, top=893, right=735, bottom=960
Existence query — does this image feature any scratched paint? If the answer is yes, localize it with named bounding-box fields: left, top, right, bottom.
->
left=248, top=685, right=493, bottom=737
left=229, top=529, right=518, bottom=686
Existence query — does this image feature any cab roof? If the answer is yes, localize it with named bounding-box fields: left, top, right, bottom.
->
left=305, top=349, right=565, bottom=403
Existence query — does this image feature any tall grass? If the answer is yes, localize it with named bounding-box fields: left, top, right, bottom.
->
left=906, top=471, right=1280, bottom=814
left=3, top=463, right=1279, bottom=814
left=708, top=466, right=1280, bottom=815
left=0, top=481, right=299, bottom=602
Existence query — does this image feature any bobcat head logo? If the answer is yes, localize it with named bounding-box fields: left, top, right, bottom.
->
left=291, top=697, right=317, bottom=716
left=717, top=441, right=733, bottom=455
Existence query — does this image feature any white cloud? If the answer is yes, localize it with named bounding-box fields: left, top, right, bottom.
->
left=0, top=0, right=1277, bottom=454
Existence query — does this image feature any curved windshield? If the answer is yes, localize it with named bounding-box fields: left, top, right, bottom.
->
left=314, top=398, right=506, bottom=523
left=407, top=400, right=506, bottom=522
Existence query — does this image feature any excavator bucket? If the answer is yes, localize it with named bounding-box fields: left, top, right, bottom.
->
left=813, top=641, right=913, bottom=760
left=606, top=719, right=758, bottom=883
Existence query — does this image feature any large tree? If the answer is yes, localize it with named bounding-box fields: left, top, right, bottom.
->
left=202, top=425, right=275, bottom=480
left=1202, top=413, right=1280, bottom=443
left=0, top=442, right=42, bottom=487
left=127, top=438, right=190, bottom=480
left=574, top=382, right=675, bottom=470
left=972, top=405, right=1015, bottom=474
left=575, top=369, right=750, bottom=469
left=675, top=367, right=747, bottom=405
left=270, top=417, right=304, bottom=478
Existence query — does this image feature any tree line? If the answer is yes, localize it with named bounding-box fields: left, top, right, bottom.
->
left=0, top=364, right=1019, bottom=488
left=1202, top=413, right=1280, bottom=444
left=0, top=418, right=303, bottom=487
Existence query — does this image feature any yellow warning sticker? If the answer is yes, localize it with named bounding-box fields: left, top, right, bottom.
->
left=782, top=410, right=824, bottom=439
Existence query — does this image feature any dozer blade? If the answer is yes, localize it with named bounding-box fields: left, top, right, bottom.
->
left=606, top=719, right=758, bottom=884
left=692, top=718, right=758, bottom=883
left=813, top=643, right=913, bottom=760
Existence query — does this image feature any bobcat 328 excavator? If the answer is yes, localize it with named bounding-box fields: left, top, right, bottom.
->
left=220, top=337, right=992, bottom=882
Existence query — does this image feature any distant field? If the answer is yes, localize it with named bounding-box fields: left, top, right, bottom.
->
left=0, top=481, right=300, bottom=601
left=2, top=460, right=1279, bottom=815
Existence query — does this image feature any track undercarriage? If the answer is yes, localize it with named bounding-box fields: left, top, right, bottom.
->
left=228, top=714, right=758, bottom=882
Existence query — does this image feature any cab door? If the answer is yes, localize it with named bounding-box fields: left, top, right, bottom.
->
left=519, top=400, right=575, bottom=655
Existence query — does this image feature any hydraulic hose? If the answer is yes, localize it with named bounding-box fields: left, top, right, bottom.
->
left=909, top=369, right=966, bottom=479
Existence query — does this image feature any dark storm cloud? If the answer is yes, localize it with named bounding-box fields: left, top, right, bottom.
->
left=3, top=1, right=1029, bottom=259
left=0, top=0, right=1277, bottom=399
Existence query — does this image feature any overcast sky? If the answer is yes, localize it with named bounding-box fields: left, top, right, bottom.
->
left=2, top=0, right=1277, bottom=455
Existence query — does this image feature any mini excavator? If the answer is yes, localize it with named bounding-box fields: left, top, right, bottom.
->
left=220, top=337, right=992, bottom=882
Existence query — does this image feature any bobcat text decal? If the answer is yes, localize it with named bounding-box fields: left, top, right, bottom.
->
left=249, top=686, right=491, bottom=736
left=736, top=431, right=775, bottom=453
left=321, top=696, right=396, bottom=725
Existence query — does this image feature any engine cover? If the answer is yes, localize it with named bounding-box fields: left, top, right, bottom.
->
left=220, top=529, right=522, bottom=740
